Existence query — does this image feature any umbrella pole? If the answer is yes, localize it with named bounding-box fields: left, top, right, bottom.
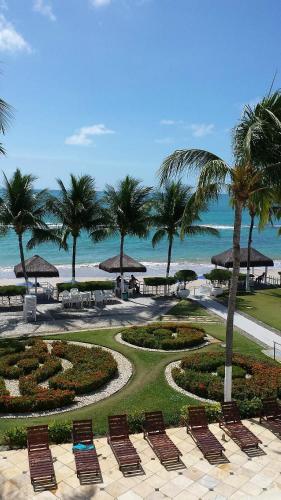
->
left=35, top=276, right=37, bottom=295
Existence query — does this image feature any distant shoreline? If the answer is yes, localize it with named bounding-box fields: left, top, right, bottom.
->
left=0, top=259, right=280, bottom=286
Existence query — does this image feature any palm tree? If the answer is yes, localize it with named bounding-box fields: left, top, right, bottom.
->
left=0, top=97, right=13, bottom=155
left=104, top=175, right=152, bottom=291
left=152, top=180, right=219, bottom=277
left=0, top=169, right=51, bottom=285
left=48, top=174, right=108, bottom=283
left=159, top=91, right=281, bottom=401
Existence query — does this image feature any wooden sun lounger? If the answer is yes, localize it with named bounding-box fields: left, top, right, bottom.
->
left=107, top=415, right=143, bottom=475
left=27, top=425, right=56, bottom=491
left=144, top=411, right=183, bottom=468
left=220, top=402, right=261, bottom=451
left=187, top=407, right=225, bottom=460
left=72, top=420, right=102, bottom=484
left=260, top=397, right=281, bottom=435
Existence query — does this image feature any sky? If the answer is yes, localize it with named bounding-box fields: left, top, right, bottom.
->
left=0, top=0, right=280, bottom=189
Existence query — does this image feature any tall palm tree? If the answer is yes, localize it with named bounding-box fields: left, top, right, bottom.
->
left=152, top=181, right=219, bottom=277
left=0, top=169, right=51, bottom=285
left=0, top=97, right=13, bottom=155
left=159, top=91, right=281, bottom=401
left=48, top=174, right=108, bottom=283
left=104, top=175, right=152, bottom=291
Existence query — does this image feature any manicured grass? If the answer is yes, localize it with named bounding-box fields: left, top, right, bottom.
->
left=0, top=313, right=267, bottom=443
left=168, top=298, right=208, bottom=317
left=217, top=288, right=281, bottom=332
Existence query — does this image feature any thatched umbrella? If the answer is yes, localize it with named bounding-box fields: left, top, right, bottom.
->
left=99, top=254, right=146, bottom=273
left=14, top=255, right=59, bottom=290
left=211, top=247, right=274, bottom=269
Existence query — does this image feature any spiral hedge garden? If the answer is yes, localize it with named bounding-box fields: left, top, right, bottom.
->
left=121, top=322, right=206, bottom=350
left=172, top=351, right=281, bottom=405
left=0, top=339, right=118, bottom=413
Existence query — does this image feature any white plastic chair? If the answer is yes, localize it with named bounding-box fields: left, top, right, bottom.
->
left=198, top=285, right=212, bottom=297
left=94, top=290, right=105, bottom=306
left=103, top=289, right=115, bottom=304
left=24, top=295, right=37, bottom=322
left=61, top=290, right=71, bottom=308
left=80, top=291, right=91, bottom=307
left=70, top=288, right=79, bottom=295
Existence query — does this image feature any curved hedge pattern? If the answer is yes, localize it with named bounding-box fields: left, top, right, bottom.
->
left=172, top=352, right=281, bottom=403
left=121, top=322, right=206, bottom=350
left=0, top=339, right=118, bottom=413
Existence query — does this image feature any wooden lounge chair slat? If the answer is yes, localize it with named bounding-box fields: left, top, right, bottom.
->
left=27, top=425, right=57, bottom=491
left=72, top=419, right=102, bottom=484
left=187, top=407, right=225, bottom=459
left=144, top=411, right=183, bottom=468
left=108, top=415, right=142, bottom=474
left=220, top=402, right=261, bottom=451
left=260, top=398, right=281, bottom=435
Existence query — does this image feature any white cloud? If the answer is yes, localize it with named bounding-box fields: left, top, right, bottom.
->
left=90, top=0, right=112, bottom=7
left=190, top=123, right=214, bottom=138
left=0, top=14, right=31, bottom=53
left=33, top=0, right=56, bottom=22
left=65, top=124, right=116, bottom=146
left=160, top=119, right=183, bottom=126
left=154, top=137, right=173, bottom=144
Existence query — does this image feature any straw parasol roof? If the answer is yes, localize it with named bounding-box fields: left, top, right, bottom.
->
left=211, top=247, right=274, bottom=269
left=99, top=254, right=146, bottom=273
left=14, top=255, right=59, bottom=278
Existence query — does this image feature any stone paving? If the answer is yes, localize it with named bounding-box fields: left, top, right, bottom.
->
left=0, top=296, right=177, bottom=339
left=1, top=422, right=281, bottom=499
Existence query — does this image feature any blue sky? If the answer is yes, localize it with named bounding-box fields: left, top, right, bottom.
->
left=0, top=0, right=280, bottom=189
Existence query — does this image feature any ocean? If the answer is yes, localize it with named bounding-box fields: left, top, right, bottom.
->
left=0, top=193, right=280, bottom=280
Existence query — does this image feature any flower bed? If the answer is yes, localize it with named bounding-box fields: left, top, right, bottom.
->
left=0, top=339, right=118, bottom=413
left=121, top=322, right=206, bottom=350
left=49, top=341, right=118, bottom=394
left=172, top=352, right=281, bottom=404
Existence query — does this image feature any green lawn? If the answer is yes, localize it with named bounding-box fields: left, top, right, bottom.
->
left=167, top=298, right=209, bottom=317
left=0, top=307, right=267, bottom=443
left=218, top=288, right=281, bottom=332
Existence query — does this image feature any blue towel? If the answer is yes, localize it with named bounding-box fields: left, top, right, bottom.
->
left=73, top=443, right=95, bottom=451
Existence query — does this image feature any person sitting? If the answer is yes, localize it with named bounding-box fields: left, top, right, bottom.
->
left=255, top=272, right=266, bottom=283
left=129, top=275, right=140, bottom=294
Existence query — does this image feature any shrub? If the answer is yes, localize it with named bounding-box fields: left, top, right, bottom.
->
left=143, top=277, right=177, bottom=286
left=0, top=339, right=25, bottom=357
left=174, top=351, right=281, bottom=409
left=0, top=376, right=8, bottom=396
left=179, top=403, right=221, bottom=425
left=49, top=421, right=72, bottom=444
left=174, top=270, right=198, bottom=285
left=204, top=269, right=232, bottom=283
left=217, top=364, right=246, bottom=379
left=50, top=342, right=118, bottom=394
left=0, top=285, right=26, bottom=298
left=57, top=281, right=114, bottom=295
left=3, top=426, right=27, bottom=448
left=17, top=357, right=39, bottom=374
left=121, top=322, right=206, bottom=350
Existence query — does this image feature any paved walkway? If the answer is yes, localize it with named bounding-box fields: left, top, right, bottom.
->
left=190, top=296, right=281, bottom=354
left=0, top=296, right=177, bottom=339
left=1, top=422, right=281, bottom=499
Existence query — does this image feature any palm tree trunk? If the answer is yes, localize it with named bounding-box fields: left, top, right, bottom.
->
left=18, top=233, right=28, bottom=286
left=166, top=236, right=173, bottom=278
left=224, top=200, right=243, bottom=402
left=72, top=235, right=77, bottom=284
left=246, top=213, right=255, bottom=292
left=120, top=233, right=125, bottom=293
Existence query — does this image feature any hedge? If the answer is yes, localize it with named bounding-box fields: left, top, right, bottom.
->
left=174, top=270, right=198, bottom=284
left=204, top=269, right=232, bottom=282
left=49, top=341, right=118, bottom=394
left=173, top=352, right=281, bottom=405
left=121, top=322, right=206, bottom=350
left=0, top=285, right=26, bottom=298
left=57, top=281, right=114, bottom=295
left=143, top=277, right=177, bottom=286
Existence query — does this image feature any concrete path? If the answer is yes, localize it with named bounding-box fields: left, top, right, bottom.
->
left=190, top=295, right=281, bottom=356
left=0, top=296, right=177, bottom=339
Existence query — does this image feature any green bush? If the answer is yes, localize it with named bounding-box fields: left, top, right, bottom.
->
left=217, top=364, right=246, bottom=379
left=174, top=270, right=198, bottom=284
left=49, top=341, right=118, bottom=394
left=0, top=377, right=8, bottom=396
left=57, top=281, right=114, bottom=295
left=180, top=403, right=222, bottom=425
left=49, top=421, right=72, bottom=444
left=3, top=426, right=27, bottom=448
left=121, top=322, right=206, bottom=350
left=17, top=357, right=39, bottom=374
left=143, top=277, right=177, bottom=286
left=204, top=269, right=232, bottom=283
left=0, top=285, right=26, bottom=298
left=173, top=351, right=281, bottom=406
left=0, top=339, right=25, bottom=357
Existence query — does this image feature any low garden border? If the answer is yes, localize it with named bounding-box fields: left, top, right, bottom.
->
left=0, top=340, right=132, bottom=418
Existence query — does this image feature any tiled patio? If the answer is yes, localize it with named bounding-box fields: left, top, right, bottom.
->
left=1, top=421, right=281, bottom=499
